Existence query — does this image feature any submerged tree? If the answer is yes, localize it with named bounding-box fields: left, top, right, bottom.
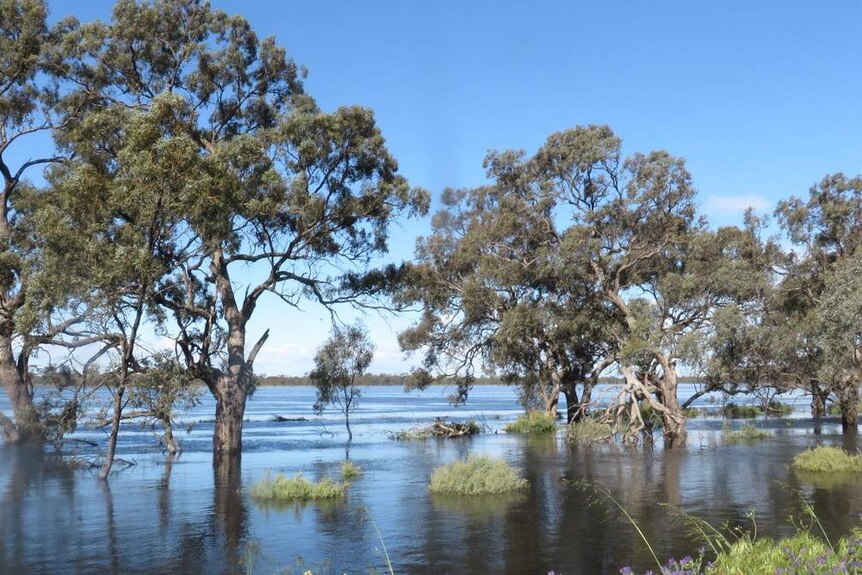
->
left=0, top=0, right=86, bottom=443
left=55, top=0, right=427, bottom=469
left=774, top=173, right=862, bottom=433
left=310, top=323, right=374, bottom=441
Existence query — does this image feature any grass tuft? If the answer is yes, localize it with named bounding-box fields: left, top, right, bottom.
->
left=723, top=423, right=770, bottom=443
left=428, top=455, right=529, bottom=495
left=504, top=411, right=557, bottom=434
left=566, top=417, right=614, bottom=444
left=340, top=461, right=362, bottom=479
left=250, top=472, right=347, bottom=502
left=792, top=446, right=862, bottom=473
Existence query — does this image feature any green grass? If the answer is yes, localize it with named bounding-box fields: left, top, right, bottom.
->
left=723, top=423, right=770, bottom=443
left=566, top=417, right=614, bottom=444
left=428, top=455, right=529, bottom=495
left=792, top=446, right=862, bottom=473
left=250, top=472, right=347, bottom=502
left=504, top=411, right=557, bottom=434
left=340, top=461, right=362, bottom=479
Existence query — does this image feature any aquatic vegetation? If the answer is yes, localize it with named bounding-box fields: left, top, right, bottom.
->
left=765, top=400, right=794, bottom=416
left=566, top=417, right=614, bottom=444
left=341, top=461, right=362, bottom=479
left=428, top=455, right=529, bottom=495
left=723, top=403, right=761, bottom=418
left=792, top=446, right=862, bottom=473
left=723, top=423, right=770, bottom=443
left=620, top=529, right=862, bottom=574
left=504, top=411, right=557, bottom=434
left=250, top=472, right=347, bottom=502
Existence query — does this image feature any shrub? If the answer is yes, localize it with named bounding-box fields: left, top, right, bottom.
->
left=341, top=461, right=362, bottom=479
left=723, top=403, right=761, bottom=418
left=504, top=411, right=556, bottom=434
left=391, top=419, right=480, bottom=440
left=792, top=446, right=862, bottom=473
left=764, top=400, right=794, bottom=416
left=250, top=472, right=347, bottom=501
left=723, top=423, right=770, bottom=443
left=428, top=455, right=529, bottom=495
left=566, top=418, right=614, bottom=444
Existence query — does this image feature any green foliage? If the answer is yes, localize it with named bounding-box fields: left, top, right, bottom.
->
left=504, top=411, right=557, bottom=434
left=792, top=446, right=862, bottom=473
left=829, top=400, right=862, bottom=416
left=310, top=323, right=373, bottom=441
left=250, top=472, right=347, bottom=502
left=765, top=400, right=794, bottom=415
left=566, top=417, right=614, bottom=444
left=428, top=455, right=528, bottom=496
left=340, top=461, right=361, bottom=479
left=723, top=423, right=770, bottom=443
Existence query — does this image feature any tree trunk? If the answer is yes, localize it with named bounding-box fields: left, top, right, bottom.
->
left=657, top=365, right=687, bottom=447
left=345, top=412, right=352, bottom=442
left=838, top=382, right=859, bottom=435
left=810, top=382, right=828, bottom=418
left=162, top=415, right=179, bottom=454
left=562, top=385, right=579, bottom=424
left=0, top=334, right=41, bottom=443
left=545, top=370, right=561, bottom=418
left=213, top=374, right=247, bottom=456
left=99, top=386, right=125, bottom=481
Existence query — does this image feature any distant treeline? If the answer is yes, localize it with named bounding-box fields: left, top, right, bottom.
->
left=256, top=374, right=703, bottom=387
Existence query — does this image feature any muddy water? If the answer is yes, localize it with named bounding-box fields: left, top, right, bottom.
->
left=0, top=385, right=860, bottom=574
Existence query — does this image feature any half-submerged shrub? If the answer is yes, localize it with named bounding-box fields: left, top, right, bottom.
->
left=764, top=400, right=794, bottom=416
left=391, top=419, right=480, bottom=440
left=566, top=417, right=614, bottom=444
left=723, top=403, right=761, bottom=418
left=429, top=455, right=528, bottom=495
left=341, top=461, right=362, bottom=479
left=792, top=446, right=862, bottom=473
left=723, top=423, right=770, bottom=443
left=504, top=411, right=556, bottom=434
left=250, top=472, right=347, bottom=501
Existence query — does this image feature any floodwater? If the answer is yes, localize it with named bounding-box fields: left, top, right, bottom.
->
left=1, top=385, right=860, bottom=575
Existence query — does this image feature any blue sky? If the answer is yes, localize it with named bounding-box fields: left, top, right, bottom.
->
left=43, top=1, right=862, bottom=375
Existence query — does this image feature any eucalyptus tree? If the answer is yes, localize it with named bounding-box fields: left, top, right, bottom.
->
left=0, top=0, right=89, bottom=443
left=310, top=323, right=374, bottom=442
left=59, top=0, right=427, bottom=467
left=775, top=173, right=862, bottom=433
left=399, top=144, right=618, bottom=423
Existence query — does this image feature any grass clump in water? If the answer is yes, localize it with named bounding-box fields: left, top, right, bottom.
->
left=340, top=461, right=362, bottom=479
left=723, top=423, right=770, bottom=443
left=566, top=417, right=614, bottom=444
left=792, top=446, right=862, bottom=473
left=504, top=411, right=556, bottom=434
left=428, top=455, right=528, bottom=495
left=250, top=472, right=347, bottom=502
